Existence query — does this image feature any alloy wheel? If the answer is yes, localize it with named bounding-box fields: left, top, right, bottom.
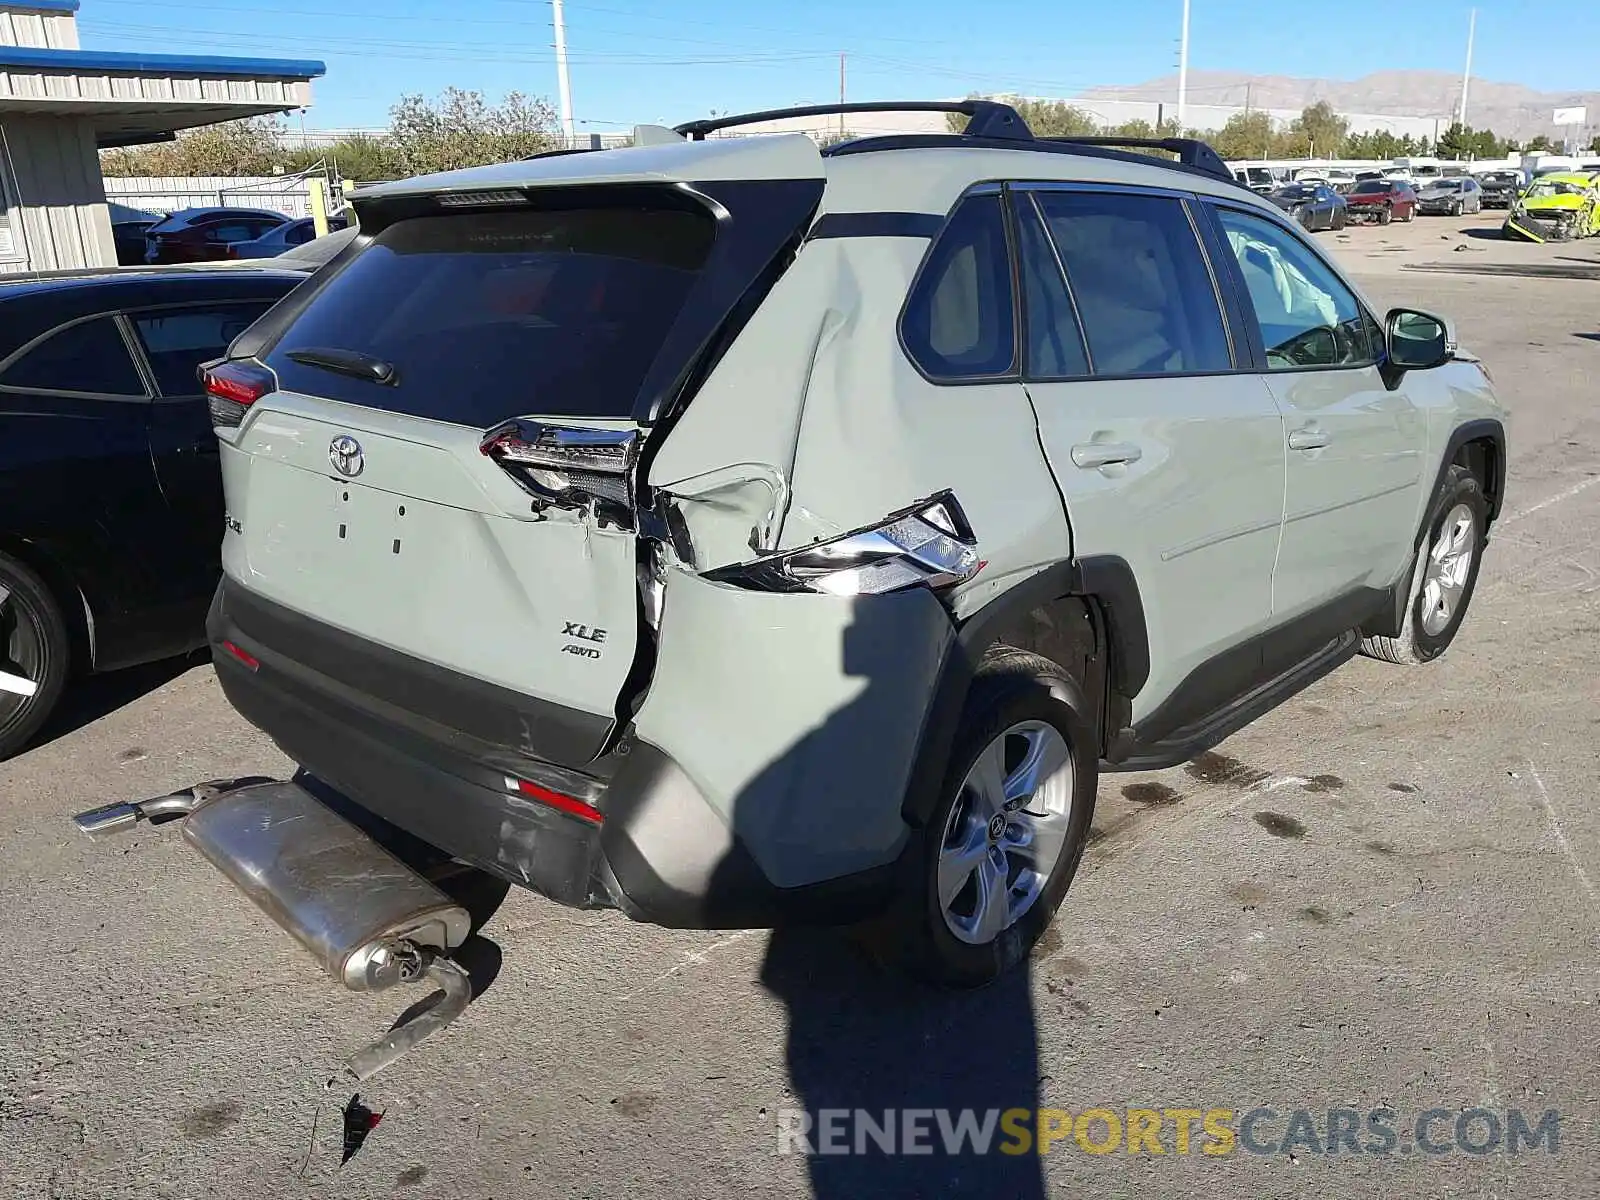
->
left=0, top=583, right=43, bottom=723
left=1420, top=503, right=1477, bottom=637
left=937, top=721, right=1074, bottom=945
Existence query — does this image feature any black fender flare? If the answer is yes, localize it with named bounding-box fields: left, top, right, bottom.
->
left=1365, top=417, right=1507, bottom=640
left=900, top=555, right=1149, bottom=826
left=1420, top=417, right=1506, bottom=539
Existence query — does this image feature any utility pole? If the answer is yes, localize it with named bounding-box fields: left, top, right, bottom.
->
left=1458, top=7, right=1476, bottom=129
left=839, top=52, right=847, bottom=137
left=1177, top=0, right=1190, bottom=128
left=551, top=0, right=576, bottom=145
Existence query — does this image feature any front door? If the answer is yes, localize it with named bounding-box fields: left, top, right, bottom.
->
left=1013, top=184, right=1286, bottom=727
left=1204, top=204, right=1424, bottom=623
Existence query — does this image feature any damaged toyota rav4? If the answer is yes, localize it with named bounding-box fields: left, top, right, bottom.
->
left=74, top=100, right=1506, bottom=1070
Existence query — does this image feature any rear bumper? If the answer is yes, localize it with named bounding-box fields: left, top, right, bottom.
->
left=208, top=580, right=909, bottom=929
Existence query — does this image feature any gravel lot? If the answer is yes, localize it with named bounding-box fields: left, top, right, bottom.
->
left=3, top=212, right=1598, bottom=1199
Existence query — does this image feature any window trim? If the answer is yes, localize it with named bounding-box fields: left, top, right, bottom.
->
left=1014, top=180, right=1248, bottom=384
left=0, top=311, right=152, bottom=401
left=895, top=183, right=1024, bottom=386
left=1201, top=198, right=1384, bottom=375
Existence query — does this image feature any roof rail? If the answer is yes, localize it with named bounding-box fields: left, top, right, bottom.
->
left=673, top=100, right=1030, bottom=143
left=669, top=100, right=1239, bottom=187
left=1039, top=135, right=1233, bottom=182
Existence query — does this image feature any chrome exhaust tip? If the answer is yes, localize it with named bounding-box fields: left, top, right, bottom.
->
left=71, top=778, right=271, bottom=839
left=71, top=778, right=475, bottom=1079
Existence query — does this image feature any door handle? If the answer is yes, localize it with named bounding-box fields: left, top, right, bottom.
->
left=1288, top=426, right=1330, bottom=451
left=1070, top=442, right=1143, bottom=470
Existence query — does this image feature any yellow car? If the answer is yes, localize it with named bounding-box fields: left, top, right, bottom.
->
left=1503, top=171, right=1600, bottom=242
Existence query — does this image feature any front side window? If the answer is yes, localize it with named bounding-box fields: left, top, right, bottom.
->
left=901, top=194, right=1017, bottom=379
left=0, top=317, right=144, bottom=396
left=1031, top=190, right=1232, bottom=377
left=1213, top=207, right=1376, bottom=371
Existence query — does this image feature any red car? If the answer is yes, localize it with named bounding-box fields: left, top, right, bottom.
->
left=1343, top=178, right=1418, bottom=224
left=142, top=207, right=291, bottom=264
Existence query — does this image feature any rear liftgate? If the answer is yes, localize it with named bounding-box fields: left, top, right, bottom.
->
left=73, top=780, right=472, bottom=1081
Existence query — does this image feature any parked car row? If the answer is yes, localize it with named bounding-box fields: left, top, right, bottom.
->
left=109, top=206, right=351, bottom=266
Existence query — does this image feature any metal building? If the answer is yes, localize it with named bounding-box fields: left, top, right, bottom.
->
left=0, top=0, right=324, bottom=273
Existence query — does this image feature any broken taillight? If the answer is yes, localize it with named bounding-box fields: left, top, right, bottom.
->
left=479, top=419, right=639, bottom=529
left=201, top=360, right=276, bottom=429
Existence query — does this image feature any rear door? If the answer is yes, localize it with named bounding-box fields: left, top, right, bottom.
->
left=222, top=149, right=824, bottom=739
left=1203, top=202, right=1423, bottom=617
left=1014, top=183, right=1285, bottom=726
left=130, top=298, right=280, bottom=598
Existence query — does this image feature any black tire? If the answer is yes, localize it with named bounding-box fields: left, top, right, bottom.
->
left=1402, top=204, right=1415, bottom=223
left=1361, top=464, right=1489, bottom=666
left=1379, top=204, right=1393, bottom=225
left=0, top=553, right=71, bottom=760
left=866, top=649, right=1098, bottom=988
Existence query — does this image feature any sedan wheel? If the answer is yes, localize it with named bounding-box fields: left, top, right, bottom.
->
left=0, top=555, right=71, bottom=761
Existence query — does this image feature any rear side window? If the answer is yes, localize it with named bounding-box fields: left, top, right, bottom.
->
left=1033, top=191, right=1231, bottom=377
left=1015, top=194, right=1089, bottom=378
left=266, top=205, right=717, bottom=425
left=0, top=316, right=144, bottom=396
left=900, top=194, right=1017, bottom=380
left=133, top=303, right=273, bottom=396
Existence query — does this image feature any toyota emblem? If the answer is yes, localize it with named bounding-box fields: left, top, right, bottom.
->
left=329, top=435, right=364, bottom=478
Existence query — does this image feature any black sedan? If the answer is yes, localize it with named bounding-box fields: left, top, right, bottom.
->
left=1266, top=183, right=1347, bottom=231
left=1475, top=171, right=1522, bottom=210
left=0, top=266, right=302, bottom=758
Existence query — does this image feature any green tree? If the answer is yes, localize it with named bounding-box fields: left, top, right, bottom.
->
left=388, top=88, right=560, bottom=175
left=1526, top=134, right=1554, bottom=152
left=1109, top=118, right=1155, bottom=139
left=282, top=134, right=405, bottom=182
left=101, top=116, right=287, bottom=177
left=946, top=97, right=1098, bottom=137
left=1210, top=111, right=1276, bottom=160
left=1287, top=101, right=1349, bottom=158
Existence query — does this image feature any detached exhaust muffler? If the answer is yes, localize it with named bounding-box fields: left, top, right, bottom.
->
left=73, top=780, right=472, bottom=1081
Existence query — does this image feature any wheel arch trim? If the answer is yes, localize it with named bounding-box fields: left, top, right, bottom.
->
left=900, top=555, right=1149, bottom=826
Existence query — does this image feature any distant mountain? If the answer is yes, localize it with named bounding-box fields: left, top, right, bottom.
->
left=1076, top=71, right=1596, bottom=142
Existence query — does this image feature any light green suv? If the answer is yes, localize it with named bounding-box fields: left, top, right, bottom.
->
left=89, top=102, right=1507, bottom=1006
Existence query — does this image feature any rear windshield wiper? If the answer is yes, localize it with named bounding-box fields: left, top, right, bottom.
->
left=285, top=346, right=398, bottom=386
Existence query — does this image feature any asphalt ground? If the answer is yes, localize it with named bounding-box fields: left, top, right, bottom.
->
left=2, top=210, right=1597, bottom=1198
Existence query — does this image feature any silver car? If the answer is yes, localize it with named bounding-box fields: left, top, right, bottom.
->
left=77, top=100, right=1505, bottom=1072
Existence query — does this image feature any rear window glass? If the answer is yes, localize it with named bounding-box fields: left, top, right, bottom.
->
left=265, top=205, right=717, bottom=425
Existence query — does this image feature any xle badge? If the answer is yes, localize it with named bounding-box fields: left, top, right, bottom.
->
left=561, top=622, right=607, bottom=660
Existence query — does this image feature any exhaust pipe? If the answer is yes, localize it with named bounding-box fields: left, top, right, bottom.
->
left=72, top=780, right=473, bottom=1080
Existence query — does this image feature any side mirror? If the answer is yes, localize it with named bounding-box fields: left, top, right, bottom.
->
left=1385, top=308, right=1452, bottom=372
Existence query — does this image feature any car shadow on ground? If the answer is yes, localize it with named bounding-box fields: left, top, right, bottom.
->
left=710, top=595, right=1051, bottom=1198
left=27, top=648, right=207, bottom=752
left=761, top=928, right=1046, bottom=1197
left=1459, top=225, right=1509, bottom=240
left=1572, top=332, right=1600, bottom=342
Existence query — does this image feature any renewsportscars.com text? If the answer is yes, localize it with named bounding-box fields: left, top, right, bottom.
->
left=776, top=1106, right=1561, bottom=1158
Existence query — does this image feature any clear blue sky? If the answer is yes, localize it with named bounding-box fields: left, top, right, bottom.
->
left=77, top=0, right=1596, bottom=131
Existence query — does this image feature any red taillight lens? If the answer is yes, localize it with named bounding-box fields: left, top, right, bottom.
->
left=508, top=776, right=603, bottom=825
left=202, top=361, right=275, bottom=428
